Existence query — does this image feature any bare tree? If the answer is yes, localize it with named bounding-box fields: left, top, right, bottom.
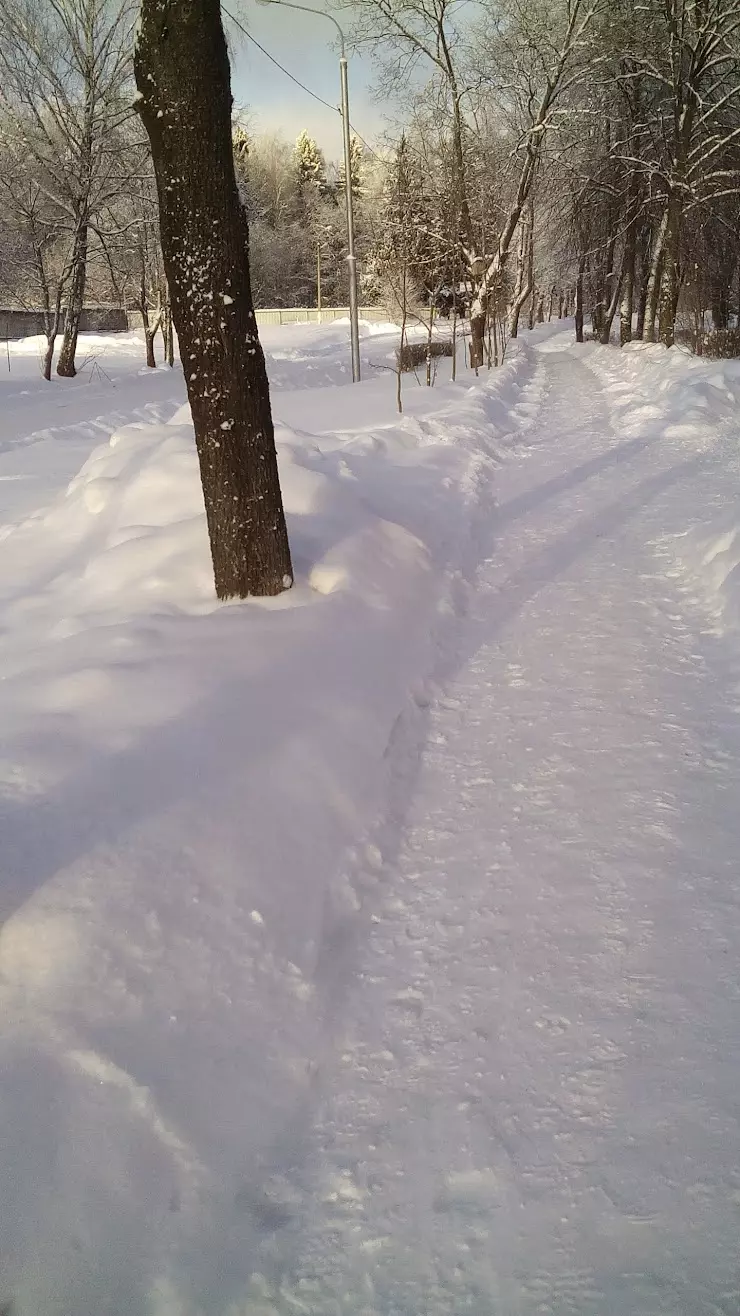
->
left=0, top=151, right=74, bottom=378
left=0, top=0, right=136, bottom=376
left=347, top=0, right=603, bottom=368
left=135, top=0, right=293, bottom=599
left=608, top=0, right=740, bottom=344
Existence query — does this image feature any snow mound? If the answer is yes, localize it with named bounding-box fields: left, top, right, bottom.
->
left=578, top=340, right=740, bottom=636
left=581, top=338, right=740, bottom=441
left=668, top=512, right=740, bottom=636
left=0, top=339, right=539, bottom=1315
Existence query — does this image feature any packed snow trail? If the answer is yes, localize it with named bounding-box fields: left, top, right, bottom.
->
left=276, top=348, right=740, bottom=1314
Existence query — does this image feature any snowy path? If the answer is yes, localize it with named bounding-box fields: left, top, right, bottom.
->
left=283, top=348, right=740, bottom=1314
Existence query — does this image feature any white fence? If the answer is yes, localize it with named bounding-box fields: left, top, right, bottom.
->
left=254, top=306, right=388, bottom=327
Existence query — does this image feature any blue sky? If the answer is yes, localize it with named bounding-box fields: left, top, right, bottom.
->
left=227, top=4, right=386, bottom=163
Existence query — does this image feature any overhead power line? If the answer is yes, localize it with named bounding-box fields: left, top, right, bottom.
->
left=222, top=5, right=387, bottom=166
left=224, top=6, right=339, bottom=115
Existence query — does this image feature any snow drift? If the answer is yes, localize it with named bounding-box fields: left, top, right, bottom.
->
left=0, top=331, right=540, bottom=1315
left=580, top=339, right=740, bottom=639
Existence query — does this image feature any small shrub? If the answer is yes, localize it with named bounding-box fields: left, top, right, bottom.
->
left=701, top=327, right=740, bottom=359
left=675, top=326, right=740, bottom=358
left=397, top=339, right=453, bottom=372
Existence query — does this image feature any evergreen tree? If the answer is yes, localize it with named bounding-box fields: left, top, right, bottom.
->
left=338, top=136, right=365, bottom=200
left=294, top=131, right=327, bottom=192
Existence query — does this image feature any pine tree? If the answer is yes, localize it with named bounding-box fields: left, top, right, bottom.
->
left=294, top=131, right=327, bottom=192
left=338, top=136, right=365, bottom=200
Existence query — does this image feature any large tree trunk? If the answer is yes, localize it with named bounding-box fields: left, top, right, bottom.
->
left=135, top=0, right=292, bottom=599
left=56, top=222, right=88, bottom=378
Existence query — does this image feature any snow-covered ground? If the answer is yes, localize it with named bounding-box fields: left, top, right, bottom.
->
left=1, top=321, right=740, bottom=1315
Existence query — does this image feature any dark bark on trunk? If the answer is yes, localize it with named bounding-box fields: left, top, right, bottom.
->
left=575, top=256, right=586, bottom=343
left=470, top=307, right=486, bottom=372
left=711, top=296, right=729, bottom=332
left=528, top=284, right=537, bottom=332
left=57, top=223, right=88, bottom=378
left=635, top=228, right=650, bottom=340
left=43, top=334, right=57, bottom=382
left=135, top=0, right=292, bottom=599
left=166, top=312, right=174, bottom=366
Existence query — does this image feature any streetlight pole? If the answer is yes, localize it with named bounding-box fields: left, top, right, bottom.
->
left=253, top=0, right=361, bottom=381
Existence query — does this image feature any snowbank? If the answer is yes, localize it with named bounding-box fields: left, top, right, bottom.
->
left=0, top=333, right=540, bottom=1315
left=673, top=512, right=740, bottom=634
left=579, top=340, right=740, bottom=638
left=581, top=338, right=740, bottom=440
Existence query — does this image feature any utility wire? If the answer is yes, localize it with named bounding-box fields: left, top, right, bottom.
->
left=224, top=6, right=340, bottom=115
left=223, top=4, right=388, bottom=166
